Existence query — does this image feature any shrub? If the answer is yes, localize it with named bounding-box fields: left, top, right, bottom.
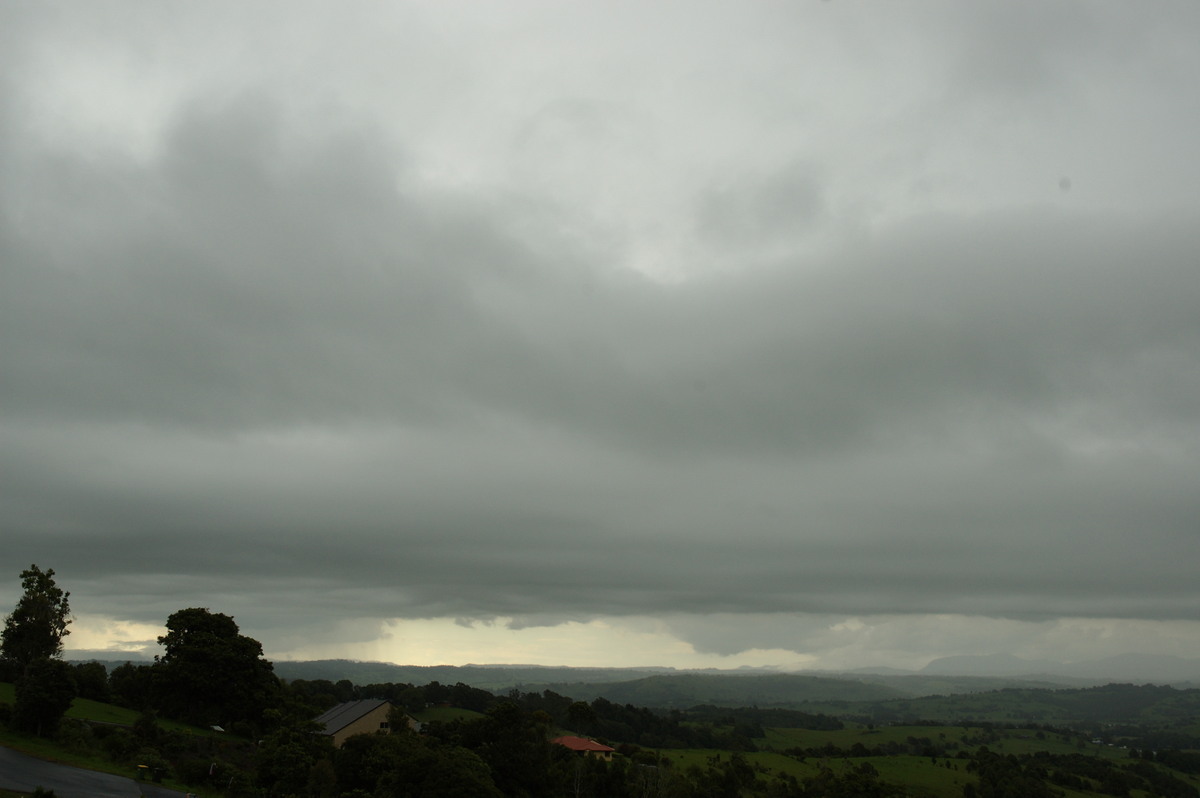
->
left=101, top=728, right=140, bottom=762
left=54, top=718, right=97, bottom=754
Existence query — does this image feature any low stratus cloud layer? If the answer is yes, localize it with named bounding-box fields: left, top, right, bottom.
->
left=3, top=2, right=1199, bottom=670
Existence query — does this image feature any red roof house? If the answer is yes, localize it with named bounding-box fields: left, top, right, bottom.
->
left=551, top=735, right=615, bottom=760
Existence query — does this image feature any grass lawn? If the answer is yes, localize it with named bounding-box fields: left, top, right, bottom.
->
left=63, top=697, right=140, bottom=726
left=866, top=755, right=971, bottom=798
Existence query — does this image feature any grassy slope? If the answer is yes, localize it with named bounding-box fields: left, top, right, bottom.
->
left=1, top=682, right=220, bottom=736
left=0, top=681, right=229, bottom=793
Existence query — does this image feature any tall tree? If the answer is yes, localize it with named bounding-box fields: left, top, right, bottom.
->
left=153, top=607, right=280, bottom=730
left=1, top=565, right=72, bottom=677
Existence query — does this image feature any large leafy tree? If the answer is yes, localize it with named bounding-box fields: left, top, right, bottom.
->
left=153, top=607, right=280, bottom=730
left=1, top=565, right=72, bottom=678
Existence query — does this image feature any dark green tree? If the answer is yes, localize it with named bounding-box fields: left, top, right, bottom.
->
left=108, top=661, right=155, bottom=710
left=418, top=746, right=503, bottom=798
left=71, top=661, right=110, bottom=701
left=1, top=565, right=72, bottom=677
left=566, top=700, right=597, bottom=734
left=13, top=657, right=77, bottom=736
left=153, top=607, right=280, bottom=730
left=334, top=731, right=502, bottom=798
left=456, top=702, right=557, bottom=798
left=256, top=718, right=335, bottom=796
left=306, top=758, right=337, bottom=798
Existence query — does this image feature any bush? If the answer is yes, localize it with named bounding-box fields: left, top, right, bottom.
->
left=54, top=718, right=97, bottom=754
left=133, top=710, right=161, bottom=743
left=101, top=728, right=140, bottom=762
left=175, top=756, right=222, bottom=785
left=133, top=747, right=173, bottom=783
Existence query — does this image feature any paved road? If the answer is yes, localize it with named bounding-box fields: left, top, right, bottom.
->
left=0, top=745, right=187, bottom=798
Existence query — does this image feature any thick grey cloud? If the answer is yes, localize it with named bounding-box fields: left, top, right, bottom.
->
left=1, top=1, right=1198, bottom=666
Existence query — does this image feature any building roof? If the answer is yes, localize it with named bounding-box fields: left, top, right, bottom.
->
left=313, top=699, right=391, bottom=735
left=551, top=735, right=615, bottom=753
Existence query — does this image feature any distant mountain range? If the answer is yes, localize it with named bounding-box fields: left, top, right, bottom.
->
left=915, top=653, right=1200, bottom=684
left=66, top=652, right=1200, bottom=701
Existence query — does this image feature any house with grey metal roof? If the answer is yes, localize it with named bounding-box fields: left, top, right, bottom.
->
left=313, top=699, right=419, bottom=747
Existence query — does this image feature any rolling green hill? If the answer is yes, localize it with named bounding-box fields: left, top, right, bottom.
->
left=814, top=682, right=1200, bottom=726
left=263, top=659, right=1103, bottom=700
left=522, top=672, right=907, bottom=708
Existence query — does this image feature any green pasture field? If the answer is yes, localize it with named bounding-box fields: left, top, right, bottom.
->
left=655, top=746, right=968, bottom=797
left=843, top=755, right=968, bottom=798
left=758, top=722, right=1131, bottom=761
left=650, top=722, right=1173, bottom=798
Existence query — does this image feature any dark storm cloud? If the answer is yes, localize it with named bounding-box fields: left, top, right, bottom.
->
left=7, top=102, right=1197, bottom=456
left=695, top=163, right=826, bottom=249
left=2, top=1, right=1198, bottom=661
left=3, top=92, right=1198, bottom=630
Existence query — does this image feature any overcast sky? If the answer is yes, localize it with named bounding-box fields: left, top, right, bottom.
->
left=3, top=1, right=1199, bottom=673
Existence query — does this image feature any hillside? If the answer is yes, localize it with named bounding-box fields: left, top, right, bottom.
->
left=816, top=682, right=1200, bottom=726
left=520, top=672, right=906, bottom=708
left=260, top=660, right=1105, bottom=703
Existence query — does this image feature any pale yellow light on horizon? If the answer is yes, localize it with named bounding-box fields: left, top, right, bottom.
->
left=62, top=612, right=1200, bottom=672
left=271, top=616, right=815, bottom=670
left=64, top=613, right=165, bottom=656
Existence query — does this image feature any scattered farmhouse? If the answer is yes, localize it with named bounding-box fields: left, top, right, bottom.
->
left=313, top=699, right=419, bottom=748
left=551, top=735, right=615, bottom=761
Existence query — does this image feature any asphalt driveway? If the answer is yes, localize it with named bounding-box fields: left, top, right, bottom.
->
left=0, top=745, right=186, bottom=798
